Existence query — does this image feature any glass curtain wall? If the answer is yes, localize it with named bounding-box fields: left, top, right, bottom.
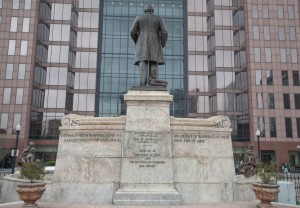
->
left=97, top=0, right=186, bottom=117
left=30, top=0, right=99, bottom=142
left=187, top=0, right=249, bottom=142
left=30, top=1, right=75, bottom=140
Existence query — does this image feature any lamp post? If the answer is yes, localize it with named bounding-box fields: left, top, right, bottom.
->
left=297, top=145, right=300, bottom=170
left=256, top=129, right=261, bottom=162
left=11, top=124, right=21, bottom=174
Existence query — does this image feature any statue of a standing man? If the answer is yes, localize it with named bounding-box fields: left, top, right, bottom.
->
left=130, top=4, right=168, bottom=87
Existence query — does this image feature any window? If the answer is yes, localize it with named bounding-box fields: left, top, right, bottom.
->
left=8, top=40, right=16, bottom=55
left=0, top=0, right=2, bottom=8
left=270, top=117, right=277, bottom=137
left=252, top=5, right=258, bottom=18
left=188, top=16, right=207, bottom=32
left=290, top=27, right=296, bottom=40
left=278, top=5, right=284, bottom=19
left=282, top=71, right=289, bottom=85
left=285, top=118, right=293, bottom=138
left=24, top=0, right=31, bottom=9
left=22, top=18, right=30, bottom=32
left=47, top=45, right=69, bottom=63
left=291, top=49, right=298, bottom=63
left=263, top=26, right=270, bottom=40
left=288, top=5, right=295, bottom=19
left=263, top=5, right=269, bottom=18
left=283, top=94, right=290, bottom=109
left=280, top=48, right=287, bottom=62
left=78, top=12, right=99, bottom=28
left=268, top=93, right=275, bottom=109
left=16, top=88, right=24, bottom=104
left=77, top=32, right=98, bottom=48
left=257, top=93, right=263, bottom=108
left=18, top=64, right=26, bottom=79
left=279, top=27, right=285, bottom=40
left=265, top=48, right=271, bottom=62
left=295, top=94, right=300, bottom=109
left=20, top=41, right=28, bottom=55
left=10, top=17, right=18, bottom=32
left=46, top=67, right=68, bottom=85
left=77, top=0, right=100, bottom=8
left=12, top=0, right=19, bottom=9
left=12, top=113, right=21, bottom=134
left=293, top=71, right=300, bottom=86
left=49, top=24, right=70, bottom=41
left=51, top=3, right=72, bottom=20
left=44, top=90, right=66, bottom=108
left=253, top=26, right=259, bottom=40
left=256, top=70, right=262, bottom=85
left=74, top=72, right=96, bottom=89
left=267, top=70, right=273, bottom=85
left=297, top=118, right=300, bottom=137
left=0, top=113, right=8, bottom=134
left=215, top=51, right=234, bottom=67
left=5, top=64, right=13, bottom=79
left=3, top=88, right=11, bottom=104
left=254, top=48, right=260, bottom=62
left=73, top=94, right=95, bottom=111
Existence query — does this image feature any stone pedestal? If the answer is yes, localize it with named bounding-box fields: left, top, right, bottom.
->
left=233, top=175, right=260, bottom=201
left=114, top=89, right=180, bottom=205
left=31, top=89, right=237, bottom=205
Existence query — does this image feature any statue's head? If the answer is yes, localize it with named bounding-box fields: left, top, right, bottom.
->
left=29, top=141, right=35, bottom=147
left=144, top=4, right=154, bottom=13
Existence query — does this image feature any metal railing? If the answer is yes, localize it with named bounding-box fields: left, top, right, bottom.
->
left=0, top=172, right=10, bottom=198
left=0, top=172, right=9, bottom=179
left=280, top=175, right=300, bottom=202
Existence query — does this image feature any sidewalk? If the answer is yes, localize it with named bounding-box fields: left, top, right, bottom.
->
left=0, top=201, right=299, bottom=208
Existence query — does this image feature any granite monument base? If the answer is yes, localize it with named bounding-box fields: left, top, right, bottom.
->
left=37, top=89, right=237, bottom=205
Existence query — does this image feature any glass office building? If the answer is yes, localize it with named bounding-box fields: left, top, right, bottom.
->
left=1, top=0, right=300, bottom=169
left=97, top=0, right=186, bottom=117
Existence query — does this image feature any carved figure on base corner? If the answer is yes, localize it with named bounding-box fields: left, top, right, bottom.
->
left=238, top=145, right=258, bottom=178
left=130, top=4, right=168, bottom=87
left=19, top=142, right=36, bottom=165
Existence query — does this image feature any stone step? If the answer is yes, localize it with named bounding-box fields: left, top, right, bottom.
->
left=113, top=191, right=180, bottom=205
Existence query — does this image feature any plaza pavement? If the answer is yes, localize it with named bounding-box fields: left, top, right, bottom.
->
left=0, top=201, right=299, bottom=208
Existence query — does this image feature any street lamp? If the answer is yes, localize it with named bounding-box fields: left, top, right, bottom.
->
left=256, top=129, right=261, bottom=161
left=297, top=145, right=300, bottom=169
left=11, top=124, right=21, bottom=174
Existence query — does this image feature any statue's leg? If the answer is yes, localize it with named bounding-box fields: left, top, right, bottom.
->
left=139, top=61, right=148, bottom=86
left=148, top=62, right=157, bottom=85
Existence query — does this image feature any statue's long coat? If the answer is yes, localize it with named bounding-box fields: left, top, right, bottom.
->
left=130, top=13, right=168, bottom=65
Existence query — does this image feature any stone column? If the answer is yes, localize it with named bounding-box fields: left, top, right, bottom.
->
left=114, top=89, right=180, bottom=205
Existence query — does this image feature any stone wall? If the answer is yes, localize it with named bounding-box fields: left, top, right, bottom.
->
left=1, top=90, right=257, bottom=204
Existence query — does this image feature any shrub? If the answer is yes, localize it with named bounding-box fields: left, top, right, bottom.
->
left=47, top=161, right=56, bottom=166
left=20, top=162, right=45, bottom=183
left=257, top=161, right=280, bottom=184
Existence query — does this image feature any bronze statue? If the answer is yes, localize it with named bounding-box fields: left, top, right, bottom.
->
left=130, top=4, right=168, bottom=87
left=238, top=145, right=258, bottom=178
left=19, top=141, right=36, bottom=165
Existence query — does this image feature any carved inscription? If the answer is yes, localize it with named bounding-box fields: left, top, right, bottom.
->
left=62, top=133, right=122, bottom=143
left=132, top=131, right=161, bottom=144
left=129, top=159, right=166, bottom=168
left=123, top=131, right=171, bottom=157
left=173, top=133, right=229, bottom=143
left=123, top=131, right=171, bottom=168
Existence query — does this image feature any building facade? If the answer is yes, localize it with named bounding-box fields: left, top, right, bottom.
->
left=0, top=0, right=300, bottom=170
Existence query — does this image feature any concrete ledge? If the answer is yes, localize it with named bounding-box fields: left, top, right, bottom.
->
left=0, top=201, right=298, bottom=208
